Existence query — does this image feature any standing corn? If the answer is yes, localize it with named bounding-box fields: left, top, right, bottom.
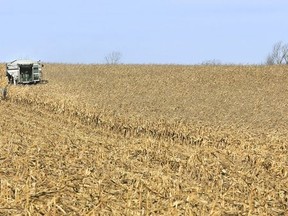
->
left=1, top=86, right=7, bottom=100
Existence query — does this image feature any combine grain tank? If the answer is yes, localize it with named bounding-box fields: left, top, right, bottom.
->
left=6, top=60, right=43, bottom=84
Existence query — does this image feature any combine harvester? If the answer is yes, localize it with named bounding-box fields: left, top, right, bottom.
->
left=1, top=59, right=45, bottom=100
left=6, top=59, right=44, bottom=85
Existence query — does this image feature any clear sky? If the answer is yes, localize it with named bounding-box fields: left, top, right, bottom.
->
left=1, top=0, right=287, bottom=64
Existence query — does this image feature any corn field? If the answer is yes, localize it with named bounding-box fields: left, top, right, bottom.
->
left=0, top=64, right=287, bottom=215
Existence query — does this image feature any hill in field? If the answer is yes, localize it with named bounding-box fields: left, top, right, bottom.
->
left=0, top=64, right=287, bottom=215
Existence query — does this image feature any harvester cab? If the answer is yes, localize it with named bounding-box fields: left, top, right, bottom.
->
left=6, top=59, right=43, bottom=85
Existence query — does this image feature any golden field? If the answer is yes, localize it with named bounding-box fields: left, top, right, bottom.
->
left=0, top=64, right=287, bottom=215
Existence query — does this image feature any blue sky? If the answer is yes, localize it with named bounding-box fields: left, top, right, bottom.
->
left=0, top=0, right=287, bottom=64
